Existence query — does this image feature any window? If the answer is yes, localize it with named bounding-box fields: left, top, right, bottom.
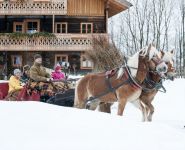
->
left=11, top=55, right=22, bottom=67
left=13, top=22, right=24, bottom=33
left=81, top=55, right=93, bottom=69
left=27, top=22, right=37, bottom=31
left=81, top=23, right=93, bottom=33
left=55, top=23, right=68, bottom=33
left=55, top=55, right=68, bottom=66
left=24, top=19, right=40, bottom=33
left=27, top=22, right=38, bottom=33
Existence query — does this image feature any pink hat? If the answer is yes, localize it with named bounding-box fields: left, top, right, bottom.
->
left=55, top=65, right=61, bottom=71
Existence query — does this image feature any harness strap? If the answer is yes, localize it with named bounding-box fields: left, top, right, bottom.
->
left=125, top=65, right=167, bottom=93
left=142, top=74, right=166, bottom=93
left=105, top=76, right=118, bottom=99
left=86, top=78, right=131, bottom=105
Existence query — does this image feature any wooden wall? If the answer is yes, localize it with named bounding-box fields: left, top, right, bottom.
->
left=0, top=16, right=106, bottom=33
left=67, top=0, right=105, bottom=16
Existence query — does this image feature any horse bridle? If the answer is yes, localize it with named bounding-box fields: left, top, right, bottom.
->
left=127, top=54, right=166, bottom=75
left=147, top=54, right=168, bottom=76
left=122, top=53, right=167, bottom=91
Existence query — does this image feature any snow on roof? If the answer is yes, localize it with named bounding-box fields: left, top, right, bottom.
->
left=116, top=0, right=133, bottom=7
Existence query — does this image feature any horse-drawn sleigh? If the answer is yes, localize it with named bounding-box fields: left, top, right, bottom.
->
left=0, top=44, right=176, bottom=122
left=74, top=44, right=176, bottom=121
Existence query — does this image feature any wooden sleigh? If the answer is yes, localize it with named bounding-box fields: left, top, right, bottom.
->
left=0, top=78, right=79, bottom=107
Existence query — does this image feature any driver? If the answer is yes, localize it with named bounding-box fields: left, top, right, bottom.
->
left=29, top=54, right=53, bottom=102
left=30, top=54, right=51, bottom=82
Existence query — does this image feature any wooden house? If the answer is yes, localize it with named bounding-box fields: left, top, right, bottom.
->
left=0, top=0, right=131, bottom=77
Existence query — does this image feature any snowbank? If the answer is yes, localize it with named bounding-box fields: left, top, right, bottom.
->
left=0, top=79, right=185, bottom=150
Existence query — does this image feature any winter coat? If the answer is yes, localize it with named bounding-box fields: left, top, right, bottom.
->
left=8, top=75, right=23, bottom=93
left=30, top=62, right=50, bottom=82
left=51, top=71, right=65, bottom=80
left=20, top=73, right=29, bottom=83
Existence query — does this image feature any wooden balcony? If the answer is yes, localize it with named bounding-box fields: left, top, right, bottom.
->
left=0, top=0, right=67, bottom=15
left=0, top=33, right=108, bottom=51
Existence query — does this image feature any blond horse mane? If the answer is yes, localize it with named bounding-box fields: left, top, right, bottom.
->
left=117, top=47, right=148, bottom=79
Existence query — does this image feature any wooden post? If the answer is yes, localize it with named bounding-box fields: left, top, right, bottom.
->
left=52, top=14, right=55, bottom=33
left=105, top=0, right=109, bottom=33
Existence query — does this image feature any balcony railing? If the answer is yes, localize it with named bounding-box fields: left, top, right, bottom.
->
left=0, top=33, right=108, bottom=51
left=0, top=0, right=67, bottom=15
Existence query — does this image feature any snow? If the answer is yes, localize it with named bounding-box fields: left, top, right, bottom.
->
left=0, top=79, right=185, bottom=150
left=68, top=74, right=83, bottom=79
left=0, top=80, right=8, bottom=83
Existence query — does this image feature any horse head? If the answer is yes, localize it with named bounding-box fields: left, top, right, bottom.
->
left=139, top=43, right=168, bottom=77
left=160, top=49, right=176, bottom=80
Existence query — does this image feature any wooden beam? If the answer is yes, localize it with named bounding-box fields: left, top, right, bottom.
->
left=52, top=14, right=55, bottom=33
left=105, top=0, right=110, bottom=33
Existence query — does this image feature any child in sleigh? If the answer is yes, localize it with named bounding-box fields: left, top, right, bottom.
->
left=51, top=65, right=67, bottom=91
left=51, top=65, right=65, bottom=80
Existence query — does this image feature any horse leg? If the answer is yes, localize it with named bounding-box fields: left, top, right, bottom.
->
left=117, top=98, right=127, bottom=116
left=74, top=79, right=93, bottom=109
left=74, top=84, right=87, bottom=109
left=86, top=100, right=99, bottom=110
left=140, top=99, right=154, bottom=122
left=140, top=100, right=148, bottom=122
left=98, top=102, right=112, bottom=113
left=74, top=92, right=86, bottom=109
left=147, top=102, right=154, bottom=122
left=130, top=99, right=148, bottom=121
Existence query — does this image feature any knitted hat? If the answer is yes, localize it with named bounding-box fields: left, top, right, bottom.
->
left=34, top=54, right=42, bottom=60
left=14, top=69, right=21, bottom=75
left=23, top=65, right=30, bottom=72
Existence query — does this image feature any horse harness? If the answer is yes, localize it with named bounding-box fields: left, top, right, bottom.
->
left=86, top=64, right=166, bottom=106
left=143, top=73, right=166, bottom=93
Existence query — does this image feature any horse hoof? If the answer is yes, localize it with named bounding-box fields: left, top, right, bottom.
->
left=85, top=101, right=92, bottom=109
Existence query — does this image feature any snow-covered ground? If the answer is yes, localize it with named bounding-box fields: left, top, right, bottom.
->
left=0, top=79, right=185, bottom=150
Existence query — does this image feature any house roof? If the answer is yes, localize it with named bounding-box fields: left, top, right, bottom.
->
left=108, top=0, right=132, bottom=17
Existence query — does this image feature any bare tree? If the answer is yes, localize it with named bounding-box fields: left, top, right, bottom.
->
left=109, top=0, right=184, bottom=77
left=110, top=0, right=174, bottom=53
left=179, top=0, right=185, bottom=76
left=85, top=36, right=124, bottom=72
left=182, top=0, right=185, bottom=76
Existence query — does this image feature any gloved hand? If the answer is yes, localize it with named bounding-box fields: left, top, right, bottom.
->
left=21, top=83, right=26, bottom=86
left=46, top=78, right=50, bottom=82
left=46, top=78, right=53, bottom=82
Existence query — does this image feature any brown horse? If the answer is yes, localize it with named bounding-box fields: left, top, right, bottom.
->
left=138, top=50, right=176, bottom=121
left=74, top=44, right=168, bottom=116
left=98, top=50, right=176, bottom=121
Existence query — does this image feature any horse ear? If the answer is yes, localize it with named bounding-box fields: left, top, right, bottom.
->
left=152, top=42, right=156, bottom=47
left=148, top=43, right=152, bottom=51
left=160, top=50, right=165, bottom=56
left=170, top=49, right=175, bottom=55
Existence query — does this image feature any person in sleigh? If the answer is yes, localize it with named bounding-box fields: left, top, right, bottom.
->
left=20, top=65, right=30, bottom=84
left=29, top=54, right=55, bottom=102
left=6, top=69, right=24, bottom=101
left=51, top=65, right=65, bottom=80
left=51, top=65, right=68, bottom=92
